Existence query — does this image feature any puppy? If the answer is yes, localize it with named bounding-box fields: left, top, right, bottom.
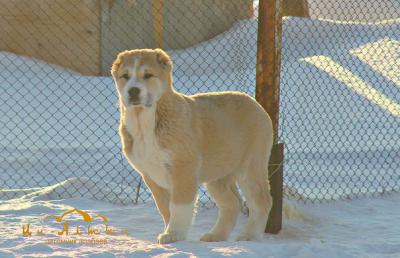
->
left=111, top=48, right=273, bottom=244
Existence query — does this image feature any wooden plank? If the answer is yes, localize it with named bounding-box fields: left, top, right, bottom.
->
left=162, top=0, right=253, bottom=49
left=282, top=0, right=310, bottom=17
left=255, top=0, right=284, bottom=234
left=101, top=0, right=253, bottom=74
left=0, top=0, right=101, bottom=75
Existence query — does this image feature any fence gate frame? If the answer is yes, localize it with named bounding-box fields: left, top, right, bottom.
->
left=256, top=0, right=284, bottom=234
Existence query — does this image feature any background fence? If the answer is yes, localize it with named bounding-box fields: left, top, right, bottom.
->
left=0, top=0, right=399, bottom=206
left=280, top=0, right=400, bottom=202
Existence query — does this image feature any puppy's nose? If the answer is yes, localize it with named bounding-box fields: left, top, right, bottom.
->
left=128, top=87, right=141, bottom=101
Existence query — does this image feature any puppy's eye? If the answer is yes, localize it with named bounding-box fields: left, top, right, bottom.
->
left=144, top=73, right=154, bottom=79
left=121, top=74, right=130, bottom=80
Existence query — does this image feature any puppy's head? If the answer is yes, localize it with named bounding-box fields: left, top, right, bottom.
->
left=111, top=49, right=173, bottom=108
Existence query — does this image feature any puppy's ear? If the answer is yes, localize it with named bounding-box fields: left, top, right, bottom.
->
left=111, top=50, right=128, bottom=78
left=111, top=58, right=121, bottom=78
left=154, top=48, right=172, bottom=70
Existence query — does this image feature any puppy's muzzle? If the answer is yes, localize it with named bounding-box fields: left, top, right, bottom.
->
left=128, top=87, right=141, bottom=104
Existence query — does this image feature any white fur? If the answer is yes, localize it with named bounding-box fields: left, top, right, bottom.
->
left=121, top=59, right=139, bottom=107
left=158, top=202, right=195, bottom=244
left=121, top=59, right=164, bottom=108
left=124, top=106, right=171, bottom=190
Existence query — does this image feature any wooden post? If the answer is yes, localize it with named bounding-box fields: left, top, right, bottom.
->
left=152, top=0, right=164, bottom=48
left=255, top=0, right=284, bottom=234
left=265, top=143, right=284, bottom=233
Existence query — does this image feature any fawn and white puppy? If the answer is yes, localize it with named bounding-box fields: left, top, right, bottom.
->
left=111, top=49, right=273, bottom=244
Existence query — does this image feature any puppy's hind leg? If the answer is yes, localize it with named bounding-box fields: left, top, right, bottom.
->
left=236, top=161, right=272, bottom=241
left=200, top=176, right=240, bottom=242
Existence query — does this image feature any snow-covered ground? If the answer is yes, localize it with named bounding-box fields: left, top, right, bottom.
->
left=1, top=191, right=399, bottom=257
left=1, top=0, right=399, bottom=256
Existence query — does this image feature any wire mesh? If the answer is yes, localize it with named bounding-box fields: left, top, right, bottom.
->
left=0, top=0, right=399, bottom=206
left=280, top=0, right=400, bottom=202
left=0, top=0, right=256, bottom=206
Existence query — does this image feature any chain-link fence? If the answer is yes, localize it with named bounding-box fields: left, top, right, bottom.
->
left=280, top=0, right=400, bottom=202
left=0, top=0, right=399, bottom=206
left=0, top=0, right=257, bottom=207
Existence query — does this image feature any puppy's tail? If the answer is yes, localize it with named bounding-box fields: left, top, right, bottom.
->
left=233, top=184, right=308, bottom=222
left=282, top=199, right=309, bottom=221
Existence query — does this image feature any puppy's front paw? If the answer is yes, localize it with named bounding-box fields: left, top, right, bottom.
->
left=157, top=231, right=184, bottom=244
left=200, top=232, right=228, bottom=242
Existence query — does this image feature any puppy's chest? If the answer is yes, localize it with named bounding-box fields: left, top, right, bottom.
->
left=126, top=127, right=171, bottom=189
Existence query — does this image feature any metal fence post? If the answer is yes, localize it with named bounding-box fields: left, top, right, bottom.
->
left=255, top=0, right=284, bottom=234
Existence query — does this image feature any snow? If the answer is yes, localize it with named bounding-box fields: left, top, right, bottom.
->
left=1, top=0, right=400, bottom=256
left=1, top=191, right=399, bottom=257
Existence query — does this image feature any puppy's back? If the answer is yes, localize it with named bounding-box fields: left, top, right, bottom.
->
left=191, top=91, right=270, bottom=130
left=190, top=90, right=272, bottom=152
